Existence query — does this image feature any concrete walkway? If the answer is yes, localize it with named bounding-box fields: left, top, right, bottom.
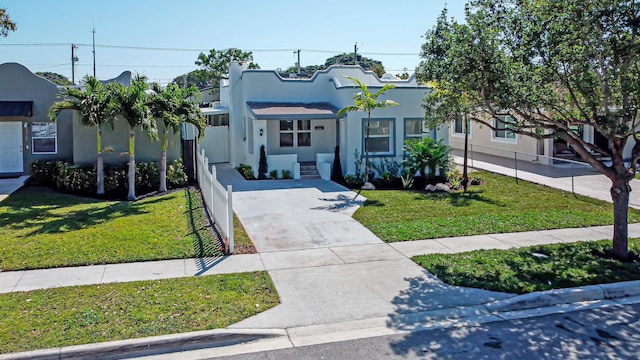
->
left=0, top=175, right=29, bottom=202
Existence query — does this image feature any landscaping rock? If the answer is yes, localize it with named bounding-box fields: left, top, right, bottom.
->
left=435, top=183, right=451, bottom=192
left=362, top=182, right=376, bottom=190
left=425, top=184, right=436, bottom=192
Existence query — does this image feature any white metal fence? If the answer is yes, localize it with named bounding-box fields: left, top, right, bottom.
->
left=196, top=144, right=234, bottom=254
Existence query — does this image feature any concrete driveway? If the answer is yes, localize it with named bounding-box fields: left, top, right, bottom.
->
left=216, top=164, right=382, bottom=252
left=0, top=175, right=29, bottom=202
left=215, top=164, right=509, bottom=330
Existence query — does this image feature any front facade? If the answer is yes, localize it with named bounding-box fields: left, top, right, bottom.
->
left=0, top=62, right=180, bottom=177
left=217, top=62, right=441, bottom=178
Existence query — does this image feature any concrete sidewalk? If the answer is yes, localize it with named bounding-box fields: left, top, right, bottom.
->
left=3, top=224, right=636, bottom=295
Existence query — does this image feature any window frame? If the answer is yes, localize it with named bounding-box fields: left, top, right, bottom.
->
left=491, top=115, right=517, bottom=144
left=362, top=118, right=395, bottom=157
left=279, top=119, right=311, bottom=148
left=452, top=114, right=471, bottom=138
left=31, top=121, right=57, bottom=155
left=404, top=118, right=423, bottom=143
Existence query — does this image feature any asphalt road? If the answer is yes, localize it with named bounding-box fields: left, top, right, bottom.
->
left=213, top=302, right=640, bottom=360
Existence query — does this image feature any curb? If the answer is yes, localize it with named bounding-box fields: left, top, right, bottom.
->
left=484, top=280, right=640, bottom=313
left=0, top=329, right=287, bottom=360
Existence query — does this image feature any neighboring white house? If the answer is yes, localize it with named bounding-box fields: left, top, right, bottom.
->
left=449, top=114, right=634, bottom=165
left=199, top=62, right=442, bottom=179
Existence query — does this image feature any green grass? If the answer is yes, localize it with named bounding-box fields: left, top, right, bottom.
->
left=0, top=272, right=278, bottom=354
left=233, top=213, right=256, bottom=254
left=353, top=171, right=640, bottom=242
left=413, top=238, right=640, bottom=294
left=0, top=187, right=221, bottom=271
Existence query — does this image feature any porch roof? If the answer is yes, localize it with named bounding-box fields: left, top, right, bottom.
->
left=247, top=101, right=343, bottom=120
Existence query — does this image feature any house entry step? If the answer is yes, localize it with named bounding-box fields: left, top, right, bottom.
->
left=299, top=162, right=321, bottom=179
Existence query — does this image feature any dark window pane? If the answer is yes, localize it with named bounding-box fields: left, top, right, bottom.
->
left=368, top=137, right=390, bottom=153
left=280, top=133, right=293, bottom=147
left=368, top=120, right=391, bottom=136
left=298, top=133, right=311, bottom=147
left=33, top=138, right=56, bottom=153
left=454, top=116, right=463, bottom=133
left=298, top=120, right=311, bottom=131
left=405, top=120, right=421, bottom=135
left=280, top=120, right=294, bottom=131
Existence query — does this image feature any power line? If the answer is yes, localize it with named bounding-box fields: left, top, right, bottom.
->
left=0, top=42, right=420, bottom=56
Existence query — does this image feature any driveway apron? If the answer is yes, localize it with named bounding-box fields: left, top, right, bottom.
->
left=215, top=164, right=510, bottom=330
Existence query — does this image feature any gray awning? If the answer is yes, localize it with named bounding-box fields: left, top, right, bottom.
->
left=0, top=101, right=33, bottom=117
left=247, top=101, right=342, bottom=120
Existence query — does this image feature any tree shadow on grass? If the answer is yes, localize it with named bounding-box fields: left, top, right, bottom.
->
left=0, top=187, right=159, bottom=237
left=182, top=189, right=225, bottom=274
left=412, top=189, right=504, bottom=207
left=312, top=194, right=368, bottom=212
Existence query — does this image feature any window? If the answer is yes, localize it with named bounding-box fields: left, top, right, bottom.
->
left=279, top=120, right=311, bottom=147
left=404, top=118, right=423, bottom=142
left=363, top=119, right=394, bottom=155
left=32, top=122, right=57, bottom=154
left=453, top=114, right=470, bottom=136
left=492, top=115, right=516, bottom=142
left=206, top=114, right=228, bottom=126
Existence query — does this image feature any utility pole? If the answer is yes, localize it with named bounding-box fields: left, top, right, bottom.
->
left=353, top=43, right=358, bottom=65
left=294, top=49, right=301, bottom=74
left=71, top=44, right=78, bottom=84
left=92, top=27, right=96, bottom=77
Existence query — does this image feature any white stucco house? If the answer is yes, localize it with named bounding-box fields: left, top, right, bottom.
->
left=196, top=62, right=443, bottom=179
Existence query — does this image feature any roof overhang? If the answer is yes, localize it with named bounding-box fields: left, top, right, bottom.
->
left=0, top=101, right=33, bottom=117
left=247, top=101, right=343, bottom=120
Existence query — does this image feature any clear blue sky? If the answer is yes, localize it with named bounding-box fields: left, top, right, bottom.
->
left=0, top=0, right=466, bottom=84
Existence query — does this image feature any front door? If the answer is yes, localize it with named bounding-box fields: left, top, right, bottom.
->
left=0, top=122, right=24, bottom=173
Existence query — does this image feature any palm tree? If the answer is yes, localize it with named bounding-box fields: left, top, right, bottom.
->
left=147, top=83, right=205, bottom=193
left=337, top=77, right=398, bottom=184
left=49, top=77, right=115, bottom=195
left=109, top=76, right=156, bottom=200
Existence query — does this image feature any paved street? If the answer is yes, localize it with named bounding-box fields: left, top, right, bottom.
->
left=202, top=302, right=640, bottom=359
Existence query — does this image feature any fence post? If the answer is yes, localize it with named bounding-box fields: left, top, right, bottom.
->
left=227, top=185, right=234, bottom=255
left=571, top=162, right=576, bottom=196
left=514, top=151, right=519, bottom=184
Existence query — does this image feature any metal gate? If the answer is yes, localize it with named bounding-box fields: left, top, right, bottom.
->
left=201, top=125, right=230, bottom=163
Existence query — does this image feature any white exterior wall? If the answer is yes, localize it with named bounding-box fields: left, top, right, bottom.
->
left=225, top=63, right=437, bottom=176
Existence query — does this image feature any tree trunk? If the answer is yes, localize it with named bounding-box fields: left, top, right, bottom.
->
left=159, top=132, right=168, bottom=193
left=96, top=128, right=105, bottom=196
left=611, top=176, right=630, bottom=259
left=127, top=131, right=136, bottom=201
left=462, top=119, right=469, bottom=192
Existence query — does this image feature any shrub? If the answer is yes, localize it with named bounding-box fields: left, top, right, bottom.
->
left=55, top=162, right=97, bottom=195
left=401, top=170, right=415, bottom=189
left=258, top=145, right=268, bottom=180
left=402, top=138, right=449, bottom=179
left=236, top=164, right=256, bottom=180
left=167, top=160, right=187, bottom=189
left=30, top=160, right=58, bottom=187
left=281, top=169, right=292, bottom=179
left=136, top=162, right=160, bottom=193
left=269, top=169, right=278, bottom=179
left=345, top=174, right=364, bottom=189
left=331, top=146, right=344, bottom=182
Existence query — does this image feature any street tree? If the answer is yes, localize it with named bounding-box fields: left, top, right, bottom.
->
left=109, top=76, right=156, bottom=201
left=49, top=77, right=115, bottom=195
left=0, top=7, right=16, bottom=38
left=417, top=0, right=640, bottom=258
left=147, top=83, right=205, bottom=193
left=337, top=77, right=398, bottom=185
left=37, top=72, right=73, bottom=86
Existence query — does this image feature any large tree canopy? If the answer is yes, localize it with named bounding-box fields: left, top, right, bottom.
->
left=171, top=48, right=259, bottom=89
left=417, top=0, right=640, bottom=258
left=284, top=53, right=385, bottom=77
left=36, top=72, right=73, bottom=86
left=0, top=7, right=16, bottom=38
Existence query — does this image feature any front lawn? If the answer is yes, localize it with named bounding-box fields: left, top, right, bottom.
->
left=0, top=272, right=278, bottom=354
left=0, top=187, right=221, bottom=271
left=353, top=171, right=640, bottom=242
left=413, top=239, right=640, bottom=294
